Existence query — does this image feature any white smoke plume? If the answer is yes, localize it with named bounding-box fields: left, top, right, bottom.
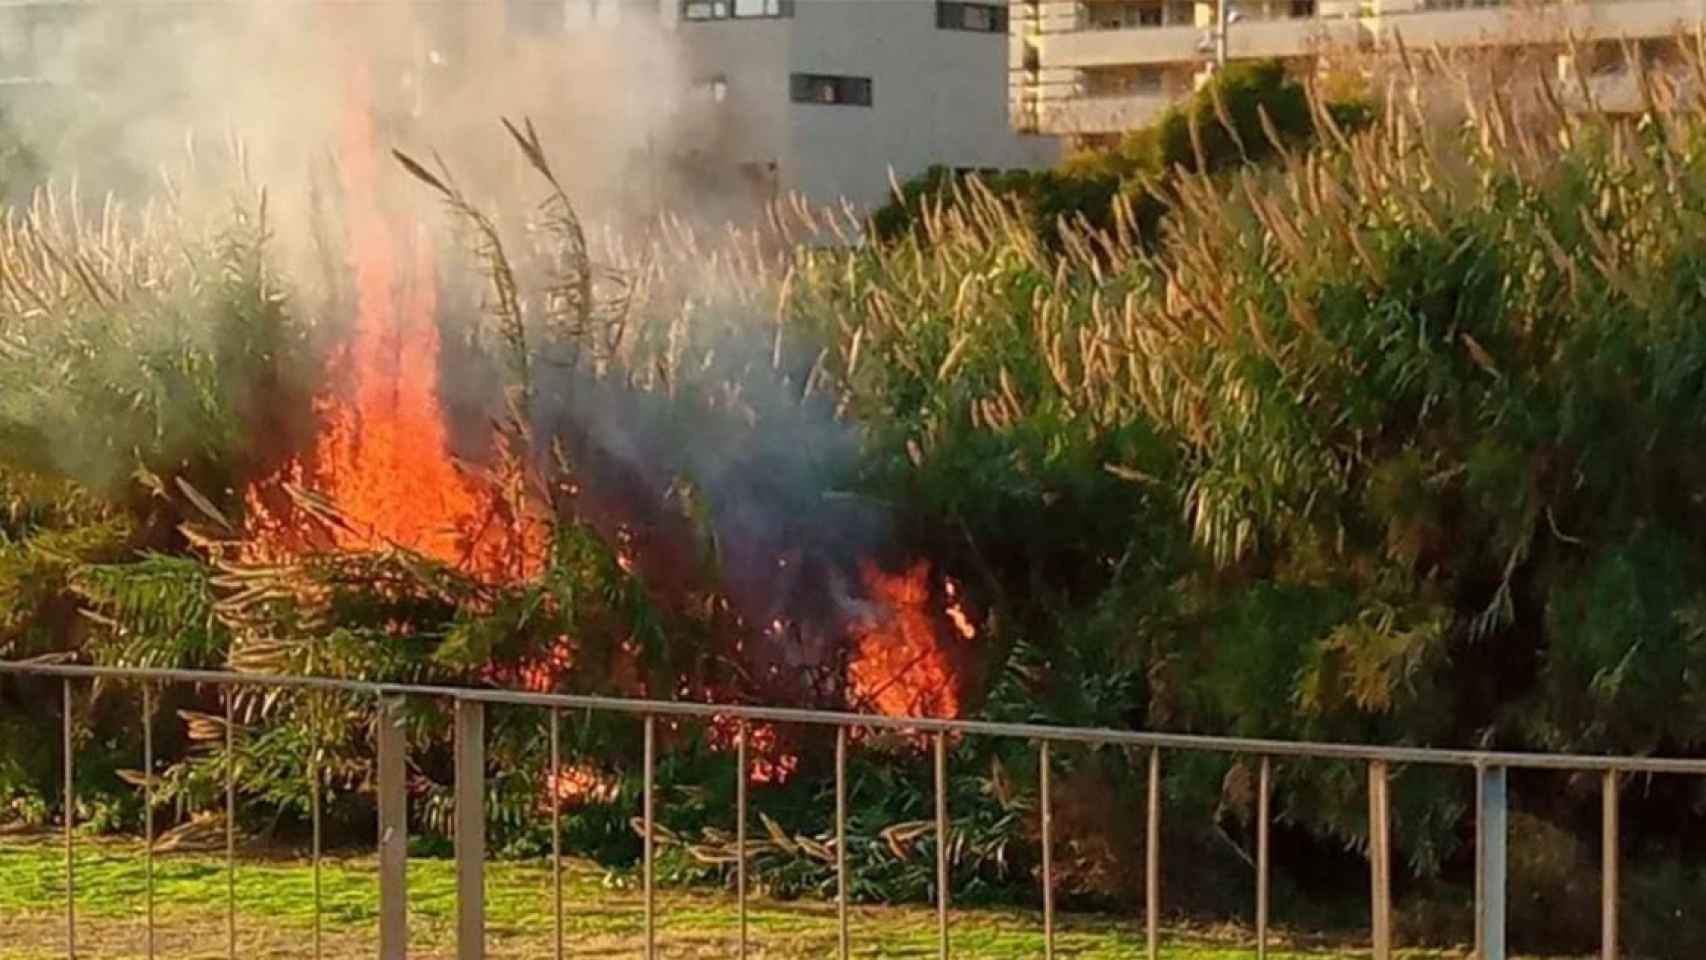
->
left=0, top=2, right=725, bottom=237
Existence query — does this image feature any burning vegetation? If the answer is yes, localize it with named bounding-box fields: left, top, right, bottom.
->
left=243, top=61, right=548, bottom=583
left=226, top=46, right=982, bottom=797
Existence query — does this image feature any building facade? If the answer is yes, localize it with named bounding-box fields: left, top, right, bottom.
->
left=664, top=0, right=1061, bottom=208
left=1011, top=0, right=1697, bottom=143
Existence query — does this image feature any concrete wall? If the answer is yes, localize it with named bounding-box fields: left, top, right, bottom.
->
left=676, top=16, right=798, bottom=172
left=680, top=0, right=1061, bottom=210
left=787, top=0, right=1059, bottom=207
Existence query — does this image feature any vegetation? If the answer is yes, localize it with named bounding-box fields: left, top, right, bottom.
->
left=3, top=42, right=1706, bottom=956
left=871, top=60, right=1375, bottom=246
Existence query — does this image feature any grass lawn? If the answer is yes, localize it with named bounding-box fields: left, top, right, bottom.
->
left=0, top=834, right=1461, bottom=959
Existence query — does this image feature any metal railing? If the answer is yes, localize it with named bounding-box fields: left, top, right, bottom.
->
left=5, top=660, right=1704, bottom=960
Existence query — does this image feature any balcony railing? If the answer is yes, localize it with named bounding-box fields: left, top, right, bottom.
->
left=1033, top=0, right=1698, bottom=78
left=4, top=659, right=1703, bottom=960
left=1041, top=13, right=1361, bottom=67
left=1036, top=90, right=1174, bottom=133
left=1364, top=0, right=1700, bottom=47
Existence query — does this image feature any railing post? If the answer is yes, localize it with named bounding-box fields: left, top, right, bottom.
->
left=1602, top=768, right=1618, bottom=960
left=225, top=687, right=237, bottom=960
left=62, top=677, right=75, bottom=960
left=1256, top=756, right=1270, bottom=960
left=550, top=707, right=563, bottom=960
left=736, top=721, right=748, bottom=960
left=454, top=699, right=486, bottom=960
left=1368, top=760, right=1392, bottom=960
left=1476, top=765, right=1507, bottom=960
left=1146, top=747, right=1160, bottom=960
left=1475, top=763, right=1483, bottom=955
left=836, top=725, right=850, bottom=960
left=377, top=696, right=408, bottom=960
left=310, top=695, right=322, bottom=960
left=643, top=715, right=656, bottom=960
left=934, top=730, right=950, bottom=960
left=1040, top=740, right=1054, bottom=960
left=143, top=683, right=155, bottom=960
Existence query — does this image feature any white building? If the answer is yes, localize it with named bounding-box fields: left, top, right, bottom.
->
left=1012, top=0, right=1694, bottom=145
left=660, top=0, right=1059, bottom=208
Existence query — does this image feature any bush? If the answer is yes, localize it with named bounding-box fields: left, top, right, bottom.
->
left=1505, top=813, right=1600, bottom=953
left=872, top=59, right=1376, bottom=247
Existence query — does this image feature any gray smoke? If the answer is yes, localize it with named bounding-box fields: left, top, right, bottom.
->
left=0, top=3, right=712, bottom=247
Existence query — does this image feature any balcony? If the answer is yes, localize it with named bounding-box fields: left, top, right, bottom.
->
left=1034, top=90, right=1174, bottom=133
left=1565, top=0, right=1704, bottom=39
left=1367, top=0, right=1700, bottom=49
left=1039, top=13, right=1361, bottom=68
left=1227, top=14, right=1361, bottom=57
left=1042, top=24, right=1200, bottom=68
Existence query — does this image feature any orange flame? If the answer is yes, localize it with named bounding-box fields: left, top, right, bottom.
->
left=848, top=560, right=971, bottom=720
left=483, top=635, right=575, bottom=693
left=546, top=763, right=621, bottom=810
left=245, top=59, right=544, bottom=581
left=708, top=715, right=801, bottom=785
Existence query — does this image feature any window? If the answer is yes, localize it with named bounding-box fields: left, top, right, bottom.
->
left=790, top=73, right=873, bottom=107
left=937, top=1, right=1010, bottom=32
left=1288, top=0, right=1315, bottom=16
left=683, top=0, right=794, bottom=19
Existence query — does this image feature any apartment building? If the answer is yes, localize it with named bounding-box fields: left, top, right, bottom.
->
left=1011, top=0, right=1697, bottom=143
left=0, top=0, right=1060, bottom=214
left=662, top=0, right=1060, bottom=209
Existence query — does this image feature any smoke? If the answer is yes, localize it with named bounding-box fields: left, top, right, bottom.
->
left=420, top=197, right=890, bottom=703
left=0, top=2, right=722, bottom=499
left=518, top=310, right=891, bottom=702
left=1, top=3, right=711, bottom=242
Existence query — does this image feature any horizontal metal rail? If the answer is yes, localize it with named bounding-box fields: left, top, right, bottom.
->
left=8, top=659, right=1706, bottom=774
left=12, top=658, right=1696, bottom=960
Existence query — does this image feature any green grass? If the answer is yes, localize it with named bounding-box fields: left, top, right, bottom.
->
left=0, top=835, right=1455, bottom=959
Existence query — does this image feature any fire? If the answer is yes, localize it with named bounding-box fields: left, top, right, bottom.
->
left=943, top=578, right=977, bottom=642
left=546, top=763, right=620, bottom=810
left=847, top=560, right=971, bottom=719
left=483, top=634, right=575, bottom=692
left=244, top=59, right=545, bottom=582
left=708, top=715, right=801, bottom=785
left=228, top=28, right=981, bottom=797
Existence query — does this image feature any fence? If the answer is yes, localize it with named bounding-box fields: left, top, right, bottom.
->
left=4, top=660, right=1704, bottom=960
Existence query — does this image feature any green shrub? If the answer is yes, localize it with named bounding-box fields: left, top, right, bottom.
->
left=872, top=60, right=1376, bottom=248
